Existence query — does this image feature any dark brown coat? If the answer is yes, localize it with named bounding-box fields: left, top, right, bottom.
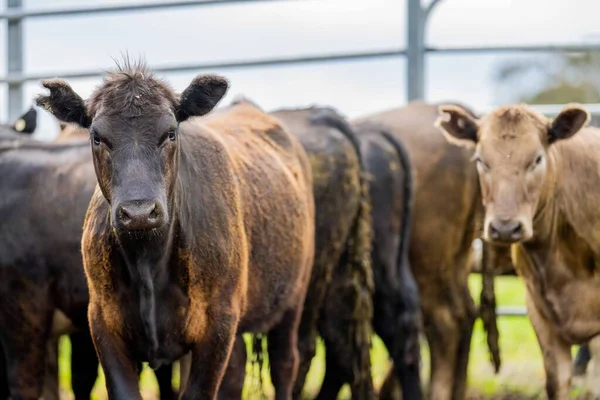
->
left=0, top=137, right=98, bottom=400
left=0, top=133, right=178, bottom=400
left=36, top=62, right=315, bottom=399
left=271, top=106, right=375, bottom=399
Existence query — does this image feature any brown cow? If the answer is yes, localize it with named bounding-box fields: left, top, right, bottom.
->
left=36, top=60, right=315, bottom=399
left=354, top=101, right=484, bottom=400
left=208, top=102, right=376, bottom=399
left=56, top=122, right=89, bottom=141
left=436, top=102, right=598, bottom=399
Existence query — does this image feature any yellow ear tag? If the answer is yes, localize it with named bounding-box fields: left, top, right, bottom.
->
left=15, top=119, right=25, bottom=132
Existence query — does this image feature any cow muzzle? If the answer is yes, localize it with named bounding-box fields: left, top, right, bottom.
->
left=114, top=199, right=165, bottom=232
left=487, top=218, right=524, bottom=244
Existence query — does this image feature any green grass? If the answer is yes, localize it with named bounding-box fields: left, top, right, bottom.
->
left=55, top=275, right=585, bottom=399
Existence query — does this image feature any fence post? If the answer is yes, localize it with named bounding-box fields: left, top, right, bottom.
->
left=7, top=0, right=23, bottom=122
left=406, top=0, right=443, bottom=102
left=406, top=0, right=425, bottom=102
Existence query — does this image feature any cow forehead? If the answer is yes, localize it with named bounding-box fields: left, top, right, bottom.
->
left=480, top=108, right=546, bottom=145
left=478, top=117, right=546, bottom=163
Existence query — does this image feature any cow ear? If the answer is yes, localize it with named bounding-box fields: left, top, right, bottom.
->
left=13, top=106, right=37, bottom=134
left=176, top=74, right=229, bottom=122
left=548, top=104, right=589, bottom=145
left=35, top=79, right=92, bottom=128
left=435, top=105, right=479, bottom=148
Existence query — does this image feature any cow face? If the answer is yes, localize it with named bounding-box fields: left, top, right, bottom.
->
left=36, top=61, right=228, bottom=234
left=437, top=104, right=589, bottom=245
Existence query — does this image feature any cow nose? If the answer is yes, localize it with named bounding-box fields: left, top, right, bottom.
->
left=488, top=219, right=523, bottom=243
left=116, top=200, right=164, bottom=231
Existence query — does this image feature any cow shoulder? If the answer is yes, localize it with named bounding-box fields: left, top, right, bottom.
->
left=553, top=126, right=600, bottom=253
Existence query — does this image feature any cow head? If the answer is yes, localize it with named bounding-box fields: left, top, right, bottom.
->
left=436, top=103, right=589, bottom=245
left=36, top=59, right=228, bottom=234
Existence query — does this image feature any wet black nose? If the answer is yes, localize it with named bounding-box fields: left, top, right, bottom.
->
left=488, top=219, right=523, bottom=243
left=116, top=200, right=164, bottom=231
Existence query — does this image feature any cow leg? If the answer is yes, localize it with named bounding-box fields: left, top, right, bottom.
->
left=70, top=330, right=99, bottom=399
left=526, top=292, right=571, bottom=399
left=585, top=336, right=600, bottom=398
left=181, top=311, right=237, bottom=400
left=374, top=294, right=422, bottom=400
left=452, top=287, right=477, bottom=400
left=574, top=344, right=591, bottom=377
left=42, top=336, right=60, bottom=400
left=379, top=365, right=402, bottom=400
left=0, top=286, right=53, bottom=400
left=424, top=304, right=459, bottom=400
left=0, top=345, right=8, bottom=400
left=315, top=341, right=347, bottom=400
left=316, top=245, right=375, bottom=400
left=291, top=303, right=319, bottom=399
left=267, top=307, right=303, bottom=400
left=89, top=307, right=142, bottom=400
left=316, top=280, right=374, bottom=400
left=154, top=364, right=176, bottom=400
left=179, top=353, right=192, bottom=393
left=218, top=335, right=247, bottom=400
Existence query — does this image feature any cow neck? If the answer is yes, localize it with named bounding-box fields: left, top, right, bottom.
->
left=530, top=152, right=559, bottom=245
left=519, top=151, right=567, bottom=328
left=115, top=219, right=176, bottom=279
left=112, top=191, right=178, bottom=357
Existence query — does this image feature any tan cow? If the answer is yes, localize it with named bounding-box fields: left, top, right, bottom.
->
left=355, top=101, right=492, bottom=400
left=437, top=103, right=598, bottom=399
left=55, top=122, right=88, bottom=141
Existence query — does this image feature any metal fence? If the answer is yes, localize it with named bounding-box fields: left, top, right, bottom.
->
left=3, top=0, right=600, bottom=121
left=1, top=0, right=597, bottom=316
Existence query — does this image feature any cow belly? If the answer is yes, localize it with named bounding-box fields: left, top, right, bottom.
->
left=51, top=309, right=75, bottom=337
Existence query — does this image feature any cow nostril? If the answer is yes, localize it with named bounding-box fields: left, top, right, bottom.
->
left=149, top=204, right=159, bottom=220
left=119, top=206, right=131, bottom=222
left=511, top=222, right=523, bottom=238
left=489, top=225, right=500, bottom=240
left=512, top=223, right=522, bottom=234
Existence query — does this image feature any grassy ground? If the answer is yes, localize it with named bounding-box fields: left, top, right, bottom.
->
left=56, top=275, right=586, bottom=399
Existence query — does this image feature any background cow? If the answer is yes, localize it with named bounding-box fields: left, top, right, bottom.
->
left=0, top=127, right=179, bottom=399
left=0, top=137, right=99, bottom=400
left=353, top=101, right=498, bottom=400
left=270, top=105, right=376, bottom=399
left=349, top=120, right=422, bottom=400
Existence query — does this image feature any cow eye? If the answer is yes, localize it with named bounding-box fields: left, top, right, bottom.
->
left=535, top=154, right=543, bottom=165
left=92, top=134, right=101, bottom=146
left=168, top=129, right=177, bottom=141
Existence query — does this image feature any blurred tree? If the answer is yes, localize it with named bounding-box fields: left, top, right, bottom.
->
left=494, top=51, right=600, bottom=104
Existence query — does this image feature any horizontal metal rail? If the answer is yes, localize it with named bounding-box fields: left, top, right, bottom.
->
left=477, top=103, right=600, bottom=116
left=496, top=306, right=526, bottom=317
left=0, top=0, right=293, bottom=21
left=0, top=49, right=405, bottom=84
left=4, top=42, right=600, bottom=85
left=427, top=43, right=600, bottom=54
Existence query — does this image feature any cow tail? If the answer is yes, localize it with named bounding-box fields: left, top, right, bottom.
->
left=480, top=242, right=501, bottom=373
left=311, top=109, right=375, bottom=396
left=379, top=130, right=422, bottom=384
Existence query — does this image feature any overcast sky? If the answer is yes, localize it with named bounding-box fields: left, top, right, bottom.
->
left=4, top=0, right=600, bottom=139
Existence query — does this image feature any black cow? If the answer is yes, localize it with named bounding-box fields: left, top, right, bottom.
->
left=0, top=133, right=177, bottom=399
left=37, top=60, right=315, bottom=399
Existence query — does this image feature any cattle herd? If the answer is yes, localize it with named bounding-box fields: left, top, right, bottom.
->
left=0, top=58, right=599, bottom=400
